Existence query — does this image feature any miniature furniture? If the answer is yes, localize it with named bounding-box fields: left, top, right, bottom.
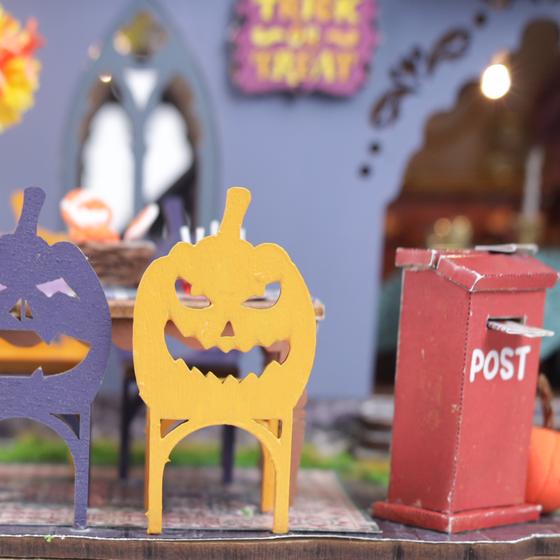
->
left=374, top=246, right=558, bottom=533
left=107, top=287, right=321, bottom=506
left=117, top=197, right=240, bottom=483
left=0, top=187, right=111, bottom=528
left=133, top=187, right=317, bottom=534
left=0, top=191, right=89, bottom=379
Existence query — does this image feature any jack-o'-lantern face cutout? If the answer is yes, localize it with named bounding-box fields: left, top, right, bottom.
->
left=0, top=188, right=111, bottom=397
left=133, top=187, right=316, bottom=419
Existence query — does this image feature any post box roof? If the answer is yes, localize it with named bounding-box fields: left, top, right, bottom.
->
left=396, top=248, right=559, bottom=292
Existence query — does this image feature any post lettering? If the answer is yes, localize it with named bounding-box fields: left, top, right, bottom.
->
left=515, top=345, right=531, bottom=381
left=469, top=348, right=485, bottom=382
left=469, top=345, right=532, bottom=383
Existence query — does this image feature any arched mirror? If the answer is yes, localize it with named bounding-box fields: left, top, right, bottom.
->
left=63, top=0, right=219, bottom=234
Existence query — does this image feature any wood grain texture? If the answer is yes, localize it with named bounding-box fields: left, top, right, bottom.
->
left=79, top=241, right=155, bottom=287
left=2, top=521, right=560, bottom=560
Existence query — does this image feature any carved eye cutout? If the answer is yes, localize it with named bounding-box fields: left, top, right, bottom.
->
left=177, top=279, right=211, bottom=309
left=0, top=283, right=6, bottom=293
left=243, top=282, right=281, bottom=308
left=9, top=299, right=33, bottom=320
left=184, top=295, right=211, bottom=309
left=36, top=278, right=78, bottom=299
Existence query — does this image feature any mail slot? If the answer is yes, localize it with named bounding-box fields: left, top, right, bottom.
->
left=374, top=246, right=558, bottom=533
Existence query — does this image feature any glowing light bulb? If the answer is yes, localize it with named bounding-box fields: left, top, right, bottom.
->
left=480, top=63, right=511, bottom=100
left=99, top=73, right=112, bottom=84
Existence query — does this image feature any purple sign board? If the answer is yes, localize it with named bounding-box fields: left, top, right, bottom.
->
left=232, top=0, right=377, bottom=96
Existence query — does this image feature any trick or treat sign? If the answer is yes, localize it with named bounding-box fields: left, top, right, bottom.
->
left=232, top=0, right=378, bottom=96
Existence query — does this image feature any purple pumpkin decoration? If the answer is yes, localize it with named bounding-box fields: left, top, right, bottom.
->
left=0, top=187, right=111, bottom=528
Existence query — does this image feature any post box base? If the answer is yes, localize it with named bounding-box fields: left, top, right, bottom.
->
left=373, top=500, right=541, bottom=533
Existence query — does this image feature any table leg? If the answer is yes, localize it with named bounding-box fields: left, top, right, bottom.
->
left=291, top=391, right=307, bottom=504
left=119, top=369, right=143, bottom=480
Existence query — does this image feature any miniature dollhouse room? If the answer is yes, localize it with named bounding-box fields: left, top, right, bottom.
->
left=1, top=0, right=560, bottom=558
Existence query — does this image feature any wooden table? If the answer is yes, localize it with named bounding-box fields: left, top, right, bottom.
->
left=108, top=295, right=325, bottom=353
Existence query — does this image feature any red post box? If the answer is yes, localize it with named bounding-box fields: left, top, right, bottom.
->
left=374, top=246, right=558, bottom=533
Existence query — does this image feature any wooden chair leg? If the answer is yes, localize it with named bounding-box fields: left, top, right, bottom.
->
left=290, top=391, right=307, bottom=504
left=119, top=373, right=134, bottom=480
left=221, top=424, right=236, bottom=484
left=145, top=411, right=165, bottom=534
left=272, top=416, right=293, bottom=534
left=261, top=420, right=277, bottom=513
left=72, top=407, right=91, bottom=529
left=261, top=394, right=305, bottom=511
left=119, top=371, right=144, bottom=480
left=143, top=410, right=150, bottom=511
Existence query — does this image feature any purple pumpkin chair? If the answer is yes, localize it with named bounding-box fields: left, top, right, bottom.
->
left=0, top=187, right=111, bottom=528
left=118, top=197, right=240, bottom=483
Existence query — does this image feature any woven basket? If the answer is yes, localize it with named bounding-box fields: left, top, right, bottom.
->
left=537, top=373, right=554, bottom=429
left=78, top=241, right=156, bottom=287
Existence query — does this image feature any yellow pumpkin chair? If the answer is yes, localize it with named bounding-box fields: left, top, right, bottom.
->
left=133, top=187, right=317, bottom=534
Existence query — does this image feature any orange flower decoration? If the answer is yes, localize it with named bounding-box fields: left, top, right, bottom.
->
left=0, top=5, right=43, bottom=132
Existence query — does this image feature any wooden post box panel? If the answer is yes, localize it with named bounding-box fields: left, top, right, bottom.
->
left=388, top=269, right=470, bottom=510
left=375, top=247, right=558, bottom=533
left=452, top=290, right=546, bottom=512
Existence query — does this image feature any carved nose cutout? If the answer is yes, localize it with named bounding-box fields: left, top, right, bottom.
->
left=221, top=321, right=235, bottom=337
left=24, top=301, right=33, bottom=319
left=10, top=299, right=33, bottom=321
left=9, top=301, right=21, bottom=321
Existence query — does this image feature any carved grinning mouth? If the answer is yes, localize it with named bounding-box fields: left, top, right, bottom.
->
left=0, top=329, right=90, bottom=375
left=164, top=320, right=290, bottom=382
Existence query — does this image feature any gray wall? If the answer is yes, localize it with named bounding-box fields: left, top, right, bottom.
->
left=1, top=0, right=557, bottom=397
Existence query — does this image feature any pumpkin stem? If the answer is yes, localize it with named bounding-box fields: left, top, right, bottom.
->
left=15, top=187, right=45, bottom=237
left=219, top=187, right=251, bottom=238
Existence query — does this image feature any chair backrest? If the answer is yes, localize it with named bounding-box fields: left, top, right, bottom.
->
left=154, top=196, right=186, bottom=259
left=0, top=187, right=111, bottom=402
left=133, top=187, right=317, bottom=418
